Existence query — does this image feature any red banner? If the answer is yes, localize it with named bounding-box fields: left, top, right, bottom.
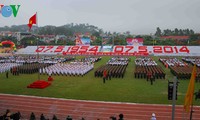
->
left=27, top=45, right=193, bottom=56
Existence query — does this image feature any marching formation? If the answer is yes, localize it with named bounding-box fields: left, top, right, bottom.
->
left=107, top=57, right=129, bottom=66
left=15, top=63, right=50, bottom=74
left=0, top=56, right=74, bottom=64
left=182, top=57, right=200, bottom=67
left=95, top=57, right=129, bottom=78
left=0, top=56, right=101, bottom=77
left=40, top=62, right=94, bottom=76
left=0, top=63, right=22, bottom=73
left=159, top=57, right=200, bottom=80
left=81, top=56, right=101, bottom=63
left=39, top=56, right=102, bottom=76
left=0, top=56, right=76, bottom=75
left=1, top=55, right=200, bottom=82
left=135, top=57, right=157, bottom=66
left=134, top=57, right=165, bottom=79
left=159, top=57, right=187, bottom=67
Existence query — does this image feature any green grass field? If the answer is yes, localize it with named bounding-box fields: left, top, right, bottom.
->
left=0, top=56, right=199, bottom=106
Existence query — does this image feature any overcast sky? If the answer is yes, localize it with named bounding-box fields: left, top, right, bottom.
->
left=0, top=0, right=200, bottom=34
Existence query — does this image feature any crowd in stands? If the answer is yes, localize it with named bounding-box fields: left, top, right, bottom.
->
left=0, top=109, right=124, bottom=120
left=134, top=57, right=165, bottom=80
left=95, top=57, right=129, bottom=78
left=0, top=109, right=21, bottom=120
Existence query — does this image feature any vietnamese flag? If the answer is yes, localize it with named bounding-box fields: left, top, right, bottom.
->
left=27, top=13, right=37, bottom=30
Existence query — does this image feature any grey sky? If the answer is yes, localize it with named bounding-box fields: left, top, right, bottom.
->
left=0, top=0, right=200, bottom=34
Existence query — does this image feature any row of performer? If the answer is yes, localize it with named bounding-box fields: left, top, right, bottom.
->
left=95, top=64, right=127, bottom=78
left=134, top=65, right=166, bottom=79
left=170, top=66, right=200, bottom=80
left=40, top=62, right=94, bottom=76
left=0, top=63, right=22, bottom=73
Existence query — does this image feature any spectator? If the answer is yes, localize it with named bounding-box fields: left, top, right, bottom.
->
left=0, top=115, right=3, bottom=120
left=81, top=117, right=85, bottom=120
left=118, top=113, right=124, bottom=120
left=30, top=112, right=36, bottom=120
left=4, top=109, right=11, bottom=120
left=12, top=111, right=21, bottom=120
left=52, top=114, right=58, bottom=120
left=110, top=116, right=117, bottom=120
left=40, top=114, right=46, bottom=120
left=66, top=115, right=72, bottom=120
left=151, top=113, right=156, bottom=120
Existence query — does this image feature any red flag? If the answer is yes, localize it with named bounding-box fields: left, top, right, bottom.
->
left=27, top=13, right=37, bottom=30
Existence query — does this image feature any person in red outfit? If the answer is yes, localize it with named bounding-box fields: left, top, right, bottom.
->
left=103, top=69, right=107, bottom=83
left=48, top=76, right=53, bottom=81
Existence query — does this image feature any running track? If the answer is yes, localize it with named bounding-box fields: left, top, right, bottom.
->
left=0, top=94, right=199, bottom=120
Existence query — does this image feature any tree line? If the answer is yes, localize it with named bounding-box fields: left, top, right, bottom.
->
left=0, top=23, right=103, bottom=36
left=155, top=27, right=195, bottom=36
left=0, top=25, right=199, bottom=46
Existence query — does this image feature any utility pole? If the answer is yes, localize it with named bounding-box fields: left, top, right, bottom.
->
left=172, top=76, right=177, bottom=120
left=190, top=103, right=194, bottom=120
left=112, top=35, right=114, bottom=46
left=150, top=33, right=155, bottom=46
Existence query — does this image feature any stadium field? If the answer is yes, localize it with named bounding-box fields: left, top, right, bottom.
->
left=0, top=56, right=199, bottom=106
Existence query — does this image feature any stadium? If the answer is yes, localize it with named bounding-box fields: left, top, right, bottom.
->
left=1, top=42, right=200, bottom=119
left=1, top=0, right=200, bottom=120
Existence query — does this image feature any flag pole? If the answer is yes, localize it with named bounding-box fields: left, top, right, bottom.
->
left=36, top=12, right=40, bottom=80
left=36, top=12, right=38, bottom=27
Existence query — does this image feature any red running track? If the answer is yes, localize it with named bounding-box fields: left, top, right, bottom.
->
left=0, top=94, right=199, bottom=120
